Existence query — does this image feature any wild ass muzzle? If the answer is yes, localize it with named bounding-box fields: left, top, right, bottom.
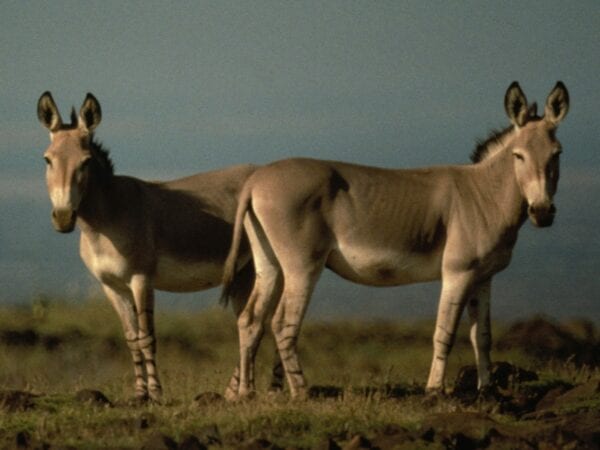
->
left=221, top=81, right=569, bottom=400
left=37, top=92, right=284, bottom=402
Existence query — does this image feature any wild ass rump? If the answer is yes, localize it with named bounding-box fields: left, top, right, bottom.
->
left=221, top=81, right=569, bottom=400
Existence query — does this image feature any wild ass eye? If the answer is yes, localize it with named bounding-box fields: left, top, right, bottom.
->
left=44, top=156, right=52, bottom=167
left=512, top=152, right=525, bottom=161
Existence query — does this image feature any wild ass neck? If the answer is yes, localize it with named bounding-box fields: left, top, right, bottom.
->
left=75, top=163, right=120, bottom=234
left=474, top=135, right=528, bottom=231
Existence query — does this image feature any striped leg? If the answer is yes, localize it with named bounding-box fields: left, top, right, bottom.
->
left=467, top=279, right=492, bottom=389
left=130, top=275, right=162, bottom=402
left=270, top=273, right=317, bottom=400
left=235, top=213, right=282, bottom=400
left=426, top=271, right=474, bottom=391
left=102, top=284, right=147, bottom=400
left=226, top=285, right=284, bottom=399
left=269, top=350, right=285, bottom=392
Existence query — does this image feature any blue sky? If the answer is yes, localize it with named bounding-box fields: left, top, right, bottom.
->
left=1, top=1, right=599, bottom=320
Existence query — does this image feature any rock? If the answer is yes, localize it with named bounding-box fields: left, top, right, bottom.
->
left=313, top=438, right=342, bottom=450
left=452, top=361, right=538, bottom=407
left=140, top=432, right=178, bottom=450
left=136, top=412, right=157, bottom=429
left=548, top=379, right=600, bottom=411
left=342, top=434, right=372, bottom=449
left=15, top=430, right=31, bottom=449
left=0, top=390, right=37, bottom=412
left=75, top=389, right=113, bottom=407
left=309, top=385, right=344, bottom=399
left=497, top=316, right=599, bottom=365
left=535, top=385, right=573, bottom=412
left=178, top=434, right=207, bottom=450
left=238, top=438, right=282, bottom=450
left=370, top=426, right=415, bottom=449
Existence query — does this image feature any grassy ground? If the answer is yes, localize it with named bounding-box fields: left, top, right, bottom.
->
left=0, top=299, right=598, bottom=449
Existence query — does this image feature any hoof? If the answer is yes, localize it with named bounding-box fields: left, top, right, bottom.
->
left=148, top=390, right=163, bottom=405
left=290, top=388, right=309, bottom=402
left=422, top=388, right=447, bottom=407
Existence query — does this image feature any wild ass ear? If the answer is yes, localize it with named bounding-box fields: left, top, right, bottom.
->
left=504, top=82, right=529, bottom=127
left=545, top=81, right=569, bottom=125
left=79, top=93, right=102, bottom=133
left=37, top=91, right=63, bottom=132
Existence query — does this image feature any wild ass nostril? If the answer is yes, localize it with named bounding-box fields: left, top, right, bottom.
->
left=528, top=203, right=555, bottom=216
left=51, top=208, right=77, bottom=232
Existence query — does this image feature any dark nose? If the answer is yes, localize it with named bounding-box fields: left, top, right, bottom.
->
left=528, top=203, right=556, bottom=227
left=51, top=209, right=76, bottom=233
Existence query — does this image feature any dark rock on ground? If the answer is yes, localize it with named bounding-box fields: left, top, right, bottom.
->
left=342, top=434, right=372, bottom=449
left=0, top=390, right=37, bottom=412
left=497, top=316, right=599, bottom=366
left=309, top=385, right=344, bottom=399
left=238, top=438, right=283, bottom=450
left=15, top=430, right=32, bottom=449
left=313, top=438, right=342, bottom=450
left=369, top=426, right=415, bottom=449
left=453, top=361, right=538, bottom=398
left=192, top=424, right=222, bottom=447
left=136, top=411, right=157, bottom=429
left=140, top=432, right=178, bottom=450
left=75, top=389, right=113, bottom=407
left=178, top=434, right=207, bottom=450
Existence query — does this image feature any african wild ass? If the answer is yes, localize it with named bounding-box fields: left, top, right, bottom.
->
left=37, top=92, right=274, bottom=402
left=221, top=81, right=569, bottom=400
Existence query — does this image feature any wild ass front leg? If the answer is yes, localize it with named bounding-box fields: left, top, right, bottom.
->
left=130, top=275, right=162, bottom=402
left=102, top=284, right=148, bottom=400
left=467, top=279, right=492, bottom=390
left=426, top=271, right=474, bottom=392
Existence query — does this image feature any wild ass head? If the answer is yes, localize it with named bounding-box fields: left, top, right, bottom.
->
left=37, top=92, right=103, bottom=233
left=504, top=81, right=569, bottom=227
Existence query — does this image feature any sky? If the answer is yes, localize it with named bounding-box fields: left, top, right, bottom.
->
left=1, top=1, right=599, bottom=321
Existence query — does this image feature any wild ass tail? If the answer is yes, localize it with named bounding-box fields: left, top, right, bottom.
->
left=220, top=183, right=253, bottom=306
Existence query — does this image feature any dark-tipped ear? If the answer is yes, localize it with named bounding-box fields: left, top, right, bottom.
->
left=504, top=82, right=528, bottom=127
left=37, top=91, right=63, bottom=131
left=545, top=81, right=569, bottom=125
left=79, top=93, right=102, bottom=132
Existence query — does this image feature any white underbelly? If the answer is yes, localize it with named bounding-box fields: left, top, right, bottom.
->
left=153, top=255, right=223, bottom=292
left=328, top=242, right=442, bottom=286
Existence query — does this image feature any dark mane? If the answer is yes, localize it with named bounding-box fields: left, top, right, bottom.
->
left=470, top=102, right=541, bottom=163
left=90, top=138, right=114, bottom=182
left=470, top=125, right=514, bottom=163
left=64, top=107, right=114, bottom=180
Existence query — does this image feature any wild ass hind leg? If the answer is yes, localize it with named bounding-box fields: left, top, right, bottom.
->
left=225, top=272, right=284, bottom=400
left=130, top=274, right=162, bottom=403
left=467, top=279, right=492, bottom=391
left=102, top=284, right=148, bottom=401
left=426, top=270, right=475, bottom=393
left=269, top=228, right=326, bottom=400
left=233, top=213, right=282, bottom=401
left=270, top=268, right=320, bottom=401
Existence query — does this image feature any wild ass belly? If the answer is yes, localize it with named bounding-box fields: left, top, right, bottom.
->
left=153, top=254, right=223, bottom=292
left=80, top=236, right=223, bottom=292
left=327, top=241, right=443, bottom=287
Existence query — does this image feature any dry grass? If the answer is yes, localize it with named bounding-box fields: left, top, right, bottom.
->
left=0, top=299, right=598, bottom=448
